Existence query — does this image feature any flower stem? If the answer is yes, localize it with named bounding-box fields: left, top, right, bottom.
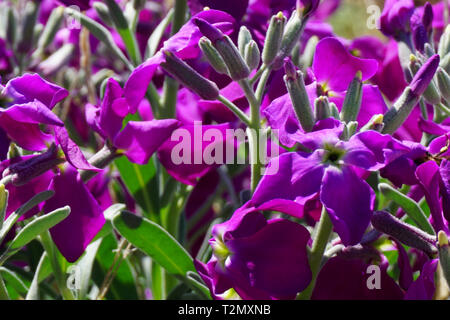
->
left=80, top=143, right=121, bottom=182
left=217, top=95, right=251, bottom=126
left=297, top=207, right=333, bottom=300
left=239, top=79, right=262, bottom=192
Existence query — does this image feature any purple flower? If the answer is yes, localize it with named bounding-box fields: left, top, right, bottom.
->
left=311, top=256, right=404, bottom=300
left=86, top=78, right=182, bottom=165
left=380, top=133, right=450, bottom=233
left=264, top=37, right=385, bottom=147
left=0, top=73, right=68, bottom=151
left=124, top=9, right=236, bottom=112
left=42, top=166, right=105, bottom=262
left=379, top=0, right=415, bottom=38
left=157, top=123, right=235, bottom=185
left=195, top=207, right=312, bottom=299
left=248, top=119, right=408, bottom=246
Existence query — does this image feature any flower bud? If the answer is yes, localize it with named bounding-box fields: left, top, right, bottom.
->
left=409, top=54, right=440, bottom=105
left=424, top=43, right=435, bottom=58
left=371, top=211, right=437, bottom=256
left=330, top=102, right=340, bottom=120
left=93, top=2, right=114, bottom=27
left=238, top=26, right=252, bottom=57
left=160, top=50, right=220, bottom=100
left=3, top=145, right=64, bottom=187
left=283, top=58, right=314, bottom=132
left=361, top=114, right=384, bottom=132
left=340, top=71, right=363, bottom=123
left=244, top=40, right=260, bottom=70
left=193, top=17, right=224, bottom=43
left=272, top=10, right=305, bottom=69
left=437, top=67, right=450, bottom=102
left=412, top=24, right=428, bottom=53
left=441, top=53, right=450, bottom=74
left=422, top=2, right=433, bottom=32
left=438, top=25, right=450, bottom=58
left=214, top=36, right=251, bottom=80
left=199, top=37, right=228, bottom=74
left=195, top=18, right=250, bottom=80
left=262, top=12, right=285, bottom=65
left=314, top=96, right=331, bottom=121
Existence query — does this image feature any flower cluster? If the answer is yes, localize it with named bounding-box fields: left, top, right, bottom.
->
left=0, top=0, right=448, bottom=301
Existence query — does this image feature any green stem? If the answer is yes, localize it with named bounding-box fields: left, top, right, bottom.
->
left=297, top=207, right=333, bottom=300
left=239, top=79, right=262, bottom=192
left=171, top=0, right=187, bottom=36
left=80, top=143, right=121, bottom=182
left=255, top=68, right=271, bottom=104
left=159, top=0, right=187, bottom=119
left=249, top=64, right=268, bottom=85
left=161, top=77, right=179, bottom=119
left=217, top=95, right=251, bottom=126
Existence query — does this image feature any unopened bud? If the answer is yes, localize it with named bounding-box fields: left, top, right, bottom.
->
left=199, top=37, right=228, bottom=74
left=272, top=10, right=305, bottom=69
left=262, top=12, right=285, bottom=65
left=438, top=25, right=450, bottom=58
left=409, top=54, right=441, bottom=105
left=314, top=96, right=331, bottom=121
left=437, top=67, right=450, bottom=102
left=244, top=40, right=260, bottom=70
left=194, top=17, right=224, bottom=43
left=283, top=58, right=314, bottom=132
left=371, top=211, right=437, bottom=256
left=214, top=36, right=250, bottom=80
left=361, top=114, right=384, bottom=132
left=422, top=2, right=433, bottom=32
left=94, top=2, right=114, bottom=27
left=341, top=71, right=363, bottom=123
left=238, top=26, right=252, bottom=57
left=3, top=145, right=64, bottom=187
left=160, top=50, right=220, bottom=100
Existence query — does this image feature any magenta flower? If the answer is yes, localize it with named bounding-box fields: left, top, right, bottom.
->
left=264, top=37, right=385, bottom=147
left=0, top=73, right=68, bottom=151
left=86, top=78, right=181, bottom=165
left=195, top=207, right=312, bottom=299
left=42, top=166, right=105, bottom=262
left=379, top=0, right=415, bottom=38
left=247, top=119, right=408, bottom=246
left=124, top=9, right=236, bottom=112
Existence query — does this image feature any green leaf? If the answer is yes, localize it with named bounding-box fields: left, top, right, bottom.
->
left=9, top=206, right=70, bottom=251
left=379, top=183, right=435, bottom=235
left=112, top=211, right=195, bottom=276
left=115, top=156, right=158, bottom=219
left=0, top=267, right=28, bottom=297
left=0, top=190, right=55, bottom=243
left=76, top=238, right=103, bottom=299
left=26, top=252, right=48, bottom=300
